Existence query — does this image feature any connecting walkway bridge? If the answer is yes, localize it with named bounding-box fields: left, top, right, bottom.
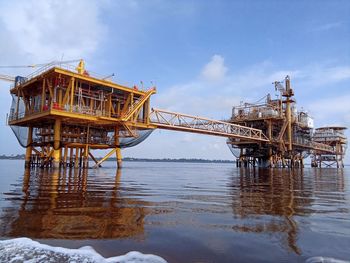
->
left=150, top=108, right=268, bottom=142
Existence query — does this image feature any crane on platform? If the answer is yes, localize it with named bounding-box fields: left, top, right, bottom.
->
left=0, top=59, right=83, bottom=88
left=0, top=59, right=81, bottom=69
left=0, top=59, right=82, bottom=83
left=0, top=74, right=15, bottom=83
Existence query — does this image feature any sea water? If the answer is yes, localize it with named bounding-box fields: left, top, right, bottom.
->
left=0, top=160, right=349, bottom=262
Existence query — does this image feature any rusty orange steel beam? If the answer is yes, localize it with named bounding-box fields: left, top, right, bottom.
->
left=150, top=108, right=269, bottom=142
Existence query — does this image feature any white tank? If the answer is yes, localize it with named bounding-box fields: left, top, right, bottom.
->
left=293, top=107, right=298, bottom=116
left=307, top=117, right=314, bottom=128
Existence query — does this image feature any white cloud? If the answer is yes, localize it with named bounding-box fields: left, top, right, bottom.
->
left=180, top=133, right=199, bottom=143
left=0, top=0, right=106, bottom=63
left=200, top=55, right=228, bottom=82
left=148, top=56, right=350, bottom=159
left=154, top=58, right=297, bottom=118
left=154, top=56, right=350, bottom=121
left=312, top=22, right=343, bottom=32
left=293, top=64, right=350, bottom=88
left=308, top=95, right=350, bottom=163
left=0, top=0, right=107, bottom=155
left=309, top=95, right=350, bottom=127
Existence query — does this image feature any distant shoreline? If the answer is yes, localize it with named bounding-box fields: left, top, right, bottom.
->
left=122, top=157, right=234, bottom=163
left=0, top=154, right=234, bottom=164
left=2, top=155, right=348, bottom=166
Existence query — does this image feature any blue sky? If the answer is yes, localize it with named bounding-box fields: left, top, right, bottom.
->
left=0, top=0, right=349, bottom=162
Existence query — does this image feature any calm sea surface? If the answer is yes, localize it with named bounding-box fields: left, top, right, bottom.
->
left=0, top=159, right=349, bottom=262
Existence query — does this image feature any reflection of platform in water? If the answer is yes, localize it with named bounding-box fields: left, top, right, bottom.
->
left=229, top=168, right=345, bottom=255
left=0, top=168, right=148, bottom=239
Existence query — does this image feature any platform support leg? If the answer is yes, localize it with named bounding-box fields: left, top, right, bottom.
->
left=53, top=119, right=61, bottom=169
left=116, top=147, right=122, bottom=168
left=24, top=126, right=33, bottom=168
left=83, top=145, right=89, bottom=168
left=115, top=126, right=122, bottom=168
left=93, top=148, right=116, bottom=168
left=300, top=157, right=304, bottom=169
left=63, top=145, right=68, bottom=167
left=74, top=147, right=79, bottom=168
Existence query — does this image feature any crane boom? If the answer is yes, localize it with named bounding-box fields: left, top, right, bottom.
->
left=0, top=59, right=81, bottom=69
left=0, top=59, right=81, bottom=84
left=0, top=74, right=15, bottom=82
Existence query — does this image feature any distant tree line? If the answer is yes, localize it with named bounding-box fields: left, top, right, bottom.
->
left=121, top=157, right=234, bottom=163
left=0, top=154, right=233, bottom=163
left=0, top=154, right=25, bottom=159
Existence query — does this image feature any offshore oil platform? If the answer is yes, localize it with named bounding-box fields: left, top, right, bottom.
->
left=228, top=76, right=347, bottom=168
left=0, top=60, right=347, bottom=169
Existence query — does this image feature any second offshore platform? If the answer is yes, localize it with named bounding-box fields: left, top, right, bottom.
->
left=1, top=60, right=347, bottom=169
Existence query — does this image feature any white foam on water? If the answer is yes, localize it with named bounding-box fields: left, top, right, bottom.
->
left=0, top=238, right=167, bottom=263
left=306, top=257, right=350, bottom=263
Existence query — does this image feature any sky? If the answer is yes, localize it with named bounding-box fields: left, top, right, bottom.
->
left=0, top=0, right=349, bottom=162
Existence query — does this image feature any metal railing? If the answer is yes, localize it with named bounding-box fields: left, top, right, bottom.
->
left=292, top=137, right=335, bottom=153
left=10, top=61, right=116, bottom=89
left=311, top=141, right=335, bottom=153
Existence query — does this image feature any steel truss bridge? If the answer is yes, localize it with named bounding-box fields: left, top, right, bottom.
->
left=150, top=108, right=268, bottom=142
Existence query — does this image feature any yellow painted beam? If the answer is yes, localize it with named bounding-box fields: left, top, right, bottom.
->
left=58, top=87, right=63, bottom=106
left=66, top=143, right=111, bottom=149
left=107, top=94, right=112, bottom=117
left=121, top=93, right=131, bottom=114
left=88, top=151, right=101, bottom=167
left=8, top=111, right=51, bottom=125
left=50, top=109, right=98, bottom=121
left=41, top=79, right=46, bottom=111
left=10, top=107, right=157, bottom=129
left=70, top=77, right=75, bottom=112
left=47, top=81, right=54, bottom=101
left=111, top=99, right=116, bottom=115
left=121, top=88, right=156, bottom=121
left=93, top=148, right=117, bottom=168
left=62, top=77, right=72, bottom=106
left=116, top=100, right=120, bottom=116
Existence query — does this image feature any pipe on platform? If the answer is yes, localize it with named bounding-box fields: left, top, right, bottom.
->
left=285, top=77, right=293, bottom=152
